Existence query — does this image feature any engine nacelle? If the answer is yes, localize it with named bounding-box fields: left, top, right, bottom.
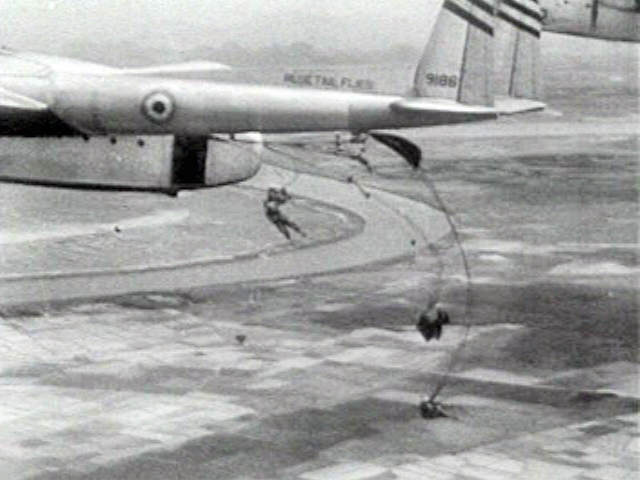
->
left=0, top=134, right=262, bottom=193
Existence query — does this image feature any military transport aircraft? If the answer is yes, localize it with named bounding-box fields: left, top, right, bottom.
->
left=0, top=0, right=545, bottom=193
left=540, top=0, right=639, bottom=42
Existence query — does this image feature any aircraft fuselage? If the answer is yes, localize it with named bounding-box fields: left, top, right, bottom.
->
left=0, top=73, right=496, bottom=138
left=540, top=0, right=639, bottom=42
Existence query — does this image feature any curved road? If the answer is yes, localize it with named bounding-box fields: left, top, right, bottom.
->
left=0, top=164, right=449, bottom=306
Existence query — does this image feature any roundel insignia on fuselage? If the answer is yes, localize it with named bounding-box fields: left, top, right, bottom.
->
left=141, top=91, right=176, bottom=124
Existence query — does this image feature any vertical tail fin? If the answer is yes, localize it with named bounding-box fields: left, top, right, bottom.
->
left=413, top=0, right=543, bottom=107
left=414, top=0, right=498, bottom=107
left=494, top=0, right=544, bottom=100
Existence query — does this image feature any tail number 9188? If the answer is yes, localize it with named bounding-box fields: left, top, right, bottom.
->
left=425, top=74, right=458, bottom=88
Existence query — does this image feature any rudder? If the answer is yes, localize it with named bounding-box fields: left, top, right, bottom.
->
left=494, top=0, right=543, bottom=99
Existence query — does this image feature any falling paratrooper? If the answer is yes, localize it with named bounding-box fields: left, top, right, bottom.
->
left=263, top=187, right=307, bottom=240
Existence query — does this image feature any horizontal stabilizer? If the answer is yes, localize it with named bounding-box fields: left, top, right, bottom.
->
left=121, top=61, right=232, bottom=79
left=392, top=98, right=497, bottom=117
left=0, top=87, right=47, bottom=112
left=494, top=97, right=546, bottom=115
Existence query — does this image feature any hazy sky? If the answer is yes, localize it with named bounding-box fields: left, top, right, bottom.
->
left=2, top=0, right=636, bottom=71
left=2, top=0, right=439, bottom=53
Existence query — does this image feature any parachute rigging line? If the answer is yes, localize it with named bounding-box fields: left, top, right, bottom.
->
left=261, top=134, right=472, bottom=405
left=356, top=134, right=474, bottom=404
left=264, top=144, right=302, bottom=189
left=416, top=168, right=474, bottom=403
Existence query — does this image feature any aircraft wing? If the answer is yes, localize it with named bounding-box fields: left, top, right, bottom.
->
left=0, top=86, right=48, bottom=112
left=494, top=97, right=546, bottom=115
left=0, top=84, right=81, bottom=136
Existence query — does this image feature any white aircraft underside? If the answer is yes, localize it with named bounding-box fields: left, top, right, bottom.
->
left=0, top=0, right=563, bottom=192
